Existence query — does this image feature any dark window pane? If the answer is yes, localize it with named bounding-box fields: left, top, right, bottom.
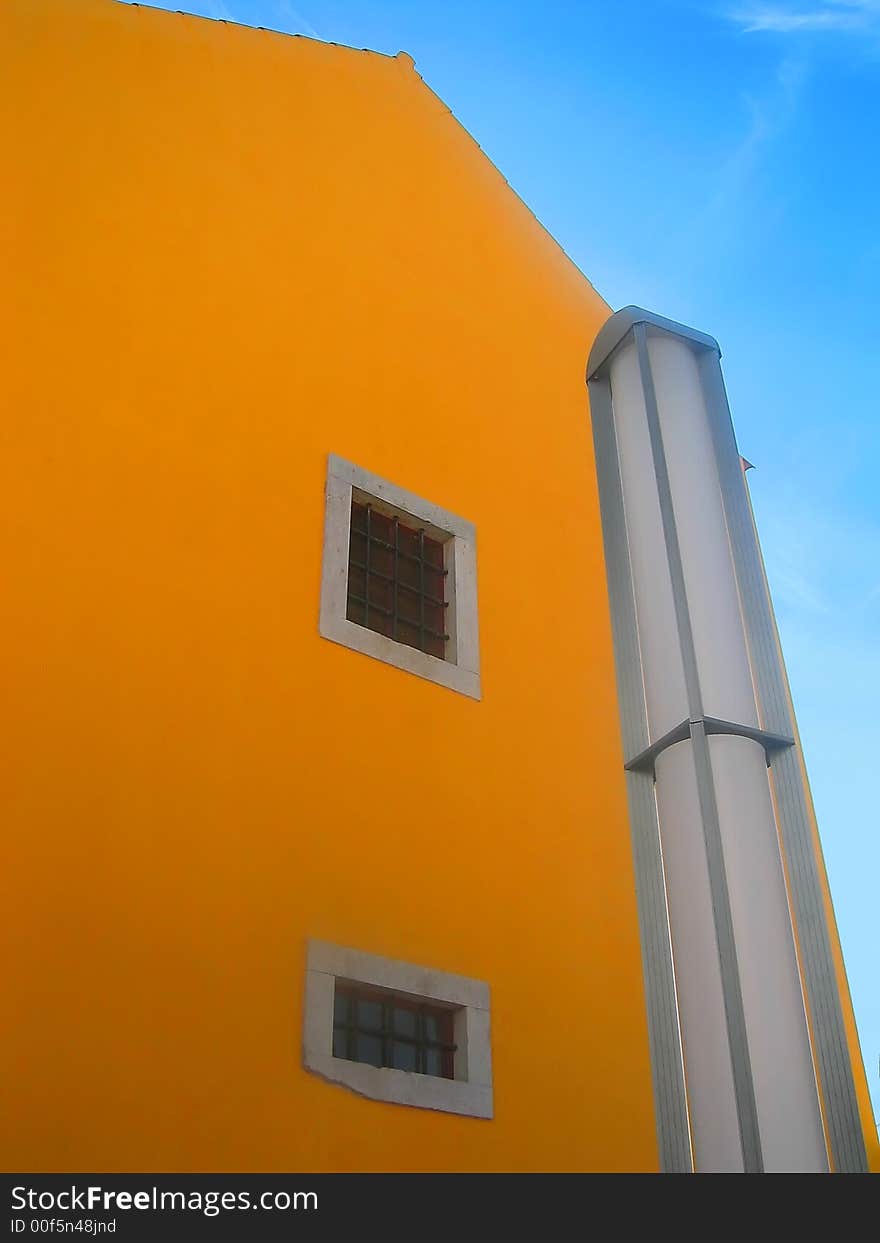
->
left=392, top=1007, right=417, bottom=1038
left=391, top=1041, right=417, bottom=1072
left=348, top=564, right=366, bottom=599
left=424, top=538, right=445, bottom=569
left=369, top=605, right=393, bottom=639
left=347, top=501, right=448, bottom=661
left=424, top=566, right=444, bottom=599
left=357, top=1000, right=384, bottom=1032
left=371, top=544, right=393, bottom=579
left=371, top=510, right=392, bottom=545
left=397, top=525, right=419, bottom=559
left=396, top=620, right=420, bottom=651
left=423, top=1012, right=444, bottom=1043
left=398, top=563, right=419, bottom=596
left=354, top=1033, right=383, bottom=1068
left=397, top=591, right=420, bottom=626
left=424, top=601, right=445, bottom=636
left=336, top=984, right=457, bottom=1078
left=369, top=573, right=393, bottom=614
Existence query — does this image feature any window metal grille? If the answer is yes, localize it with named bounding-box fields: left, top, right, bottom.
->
left=332, top=982, right=457, bottom=1079
left=346, top=501, right=449, bottom=660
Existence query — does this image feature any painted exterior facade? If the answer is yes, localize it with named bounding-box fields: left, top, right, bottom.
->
left=2, top=0, right=876, bottom=1173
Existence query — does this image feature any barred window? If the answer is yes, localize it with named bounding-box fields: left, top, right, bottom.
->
left=319, top=456, right=480, bottom=699
left=346, top=502, right=448, bottom=660
left=304, top=939, right=493, bottom=1117
left=332, top=981, right=456, bottom=1080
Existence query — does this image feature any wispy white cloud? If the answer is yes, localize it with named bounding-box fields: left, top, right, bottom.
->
left=714, top=53, right=806, bottom=189
left=755, top=481, right=880, bottom=624
left=728, top=1, right=880, bottom=35
left=664, top=50, right=807, bottom=277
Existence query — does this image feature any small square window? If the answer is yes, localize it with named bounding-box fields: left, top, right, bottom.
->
left=319, top=456, right=480, bottom=699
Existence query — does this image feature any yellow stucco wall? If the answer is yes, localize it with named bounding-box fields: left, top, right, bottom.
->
left=1, top=0, right=658, bottom=1171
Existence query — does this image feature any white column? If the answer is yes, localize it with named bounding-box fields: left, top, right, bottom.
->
left=646, top=334, right=758, bottom=728
left=654, top=739, right=743, bottom=1171
left=607, top=324, right=827, bottom=1172
left=709, top=733, right=827, bottom=1171
left=610, top=341, right=688, bottom=741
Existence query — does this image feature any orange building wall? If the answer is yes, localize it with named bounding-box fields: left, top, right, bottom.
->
left=1, top=0, right=658, bottom=1171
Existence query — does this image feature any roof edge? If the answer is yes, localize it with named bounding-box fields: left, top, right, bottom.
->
left=118, top=2, right=405, bottom=62
left=587, top=305, right=720, bottom=381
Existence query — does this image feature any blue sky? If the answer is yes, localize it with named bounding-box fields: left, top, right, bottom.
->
left=128, top=0, right=879, bottom=1127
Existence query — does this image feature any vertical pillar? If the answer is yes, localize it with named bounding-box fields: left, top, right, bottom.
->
left=587, top=307, right=859, bottom=1172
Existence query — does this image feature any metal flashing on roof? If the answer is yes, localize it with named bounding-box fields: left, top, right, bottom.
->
left=586, top=305, right=721, bottom=382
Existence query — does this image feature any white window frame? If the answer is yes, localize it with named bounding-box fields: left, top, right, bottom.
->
left=302, top=940, right=493, bottom=1119
left=319, top=455, right=481, bottom=700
